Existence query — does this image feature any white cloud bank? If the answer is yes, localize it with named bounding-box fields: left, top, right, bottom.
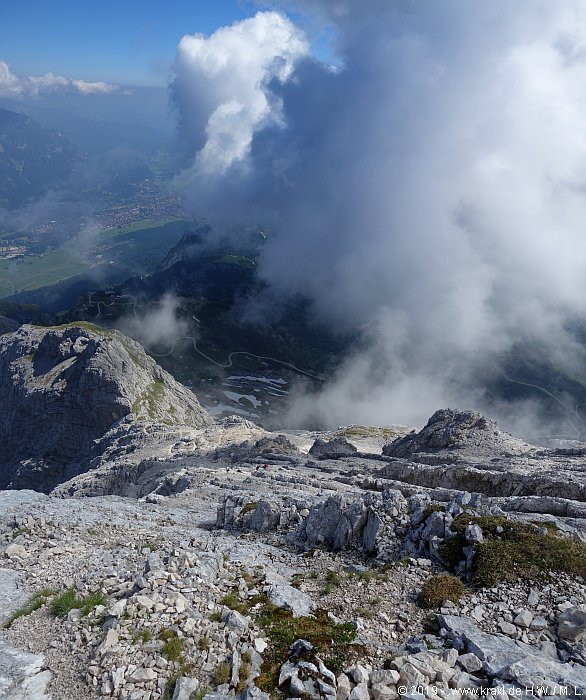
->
left=0, top=60, right=119, bottom=97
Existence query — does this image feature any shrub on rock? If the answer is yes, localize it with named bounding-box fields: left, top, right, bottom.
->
left=420, top=574, right=465, bottom=609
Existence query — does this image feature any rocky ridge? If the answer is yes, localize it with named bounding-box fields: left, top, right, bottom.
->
left=1, top=325, right=586, bottom=700
left=0, top=323, right=212, bottom=492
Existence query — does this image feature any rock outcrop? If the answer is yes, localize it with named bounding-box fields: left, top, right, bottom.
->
left=0, top=323, right=212, bottom=491
left=383, top=409, right=531, bottom=463
left=309, top=437, right=357, bottom=459
left=294, top=494, right=383, bottom=554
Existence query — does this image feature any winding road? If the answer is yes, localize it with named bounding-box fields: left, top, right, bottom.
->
left=86, top=292, right=325, bottom=382
left=499, top=368, right=584, bottom=438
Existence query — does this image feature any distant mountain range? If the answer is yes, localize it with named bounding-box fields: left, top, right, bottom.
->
left=0, top=87, right=170, bottom=155
left=0, top=107, right=79, bottom=209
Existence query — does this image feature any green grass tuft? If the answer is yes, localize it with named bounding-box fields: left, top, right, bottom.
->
left=162, top=675, right=178, bottom=700
left=239, top=502, right=258, bottom=516
left=3, top=588, right=56, bottom=629
left=11, top=527, right=32, bottom=539
left=193, top=687, right=209, bottom=700
left=50, top=589, right=80, bottom=617
left=80, top=591, right=107, bottom=616
left=162, top=636, right=185, bottom=662
left=131, top=629, right=152, bottom=645
left=236, top=660, right=251, bottom=693
left=424, top=504, right=446, bottom=517
left=50, top=588, right=107, bottom=618
left=221, top=590, right=249, bottom=615
left=213, top=661, right=231, bottom=686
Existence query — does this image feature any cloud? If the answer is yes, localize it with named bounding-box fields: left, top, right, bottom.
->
left=115, top=294, right=189, bottom=350
left=172, top=1, right=586, bottom=432
left=171, top=11, right=309, bottom=183
left=0, top=60, right=119, bottom=97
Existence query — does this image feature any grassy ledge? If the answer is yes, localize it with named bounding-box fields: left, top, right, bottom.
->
left=440, top=514, right=586, bottom=587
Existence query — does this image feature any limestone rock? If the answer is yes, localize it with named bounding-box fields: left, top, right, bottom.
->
left=127, top=667, right=158, bottom=683
left=513, top=610, right=533, bottom=629
left=439, top=615, right=531, bottom=675
left=371, top=684, right=398, bottom=700
left=295, top=494, right=381, bottom=553
left=309, top=437, right=358, bottom=460
left=4, top=543, right=27, bottom=559
left=172, top=677, right=200, bottom=700
left=348, top=683, right=369, bottom=700
left=439, top=614, right=586, bottom=697
left=244, top=500, right=281, bottom=533
left=382, top=408, right=531, bottom=462
left=267, top=583, right=315, bottom=617
left=336, top=673, right=351, bottom=700
left=457, top=653, right=482, bottom=673
left=0, top=323, right=212, bottom=491
left=558, top=605, right=586, bottom=644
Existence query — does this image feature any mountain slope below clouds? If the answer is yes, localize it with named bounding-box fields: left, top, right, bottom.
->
left=0, top=108, right=79, bottom=209
left=0, top=322, right=212, bottom=492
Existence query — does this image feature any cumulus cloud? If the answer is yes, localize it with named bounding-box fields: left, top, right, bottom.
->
left=171, top=11, right=308, bottom=182
left=172, top=1, right=586, bottom=432
left=0, top=60, right=119, bottom=97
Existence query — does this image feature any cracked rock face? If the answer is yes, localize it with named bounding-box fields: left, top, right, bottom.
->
left=0, top=324, right=212, bottom=492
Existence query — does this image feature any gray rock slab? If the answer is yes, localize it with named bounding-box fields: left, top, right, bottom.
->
left=439, top=615, right=529, bottom=675
left=0, top=569, right=52, bottom=699
left=267, top=583, right=315, bottom=617
left=439, top=614, right=586, bottom=698
left=172, top=676, right=200, bottom=700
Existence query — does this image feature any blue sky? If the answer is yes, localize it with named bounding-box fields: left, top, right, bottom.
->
left=0, top=0, right=261, bottom=86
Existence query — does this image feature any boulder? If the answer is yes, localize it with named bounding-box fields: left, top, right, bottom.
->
left=267, top=583, right=315, bottom=617
left=309, top=437, right=358, bottom=459
left=558, top=605, right=586, bottom=644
